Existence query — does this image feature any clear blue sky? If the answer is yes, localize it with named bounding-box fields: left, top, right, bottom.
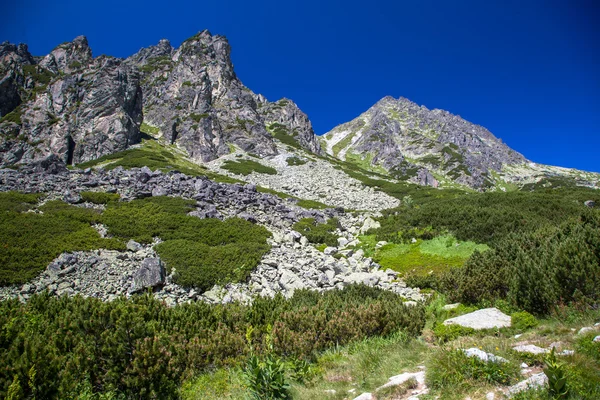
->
left=3, top=0, right=599, bottom=172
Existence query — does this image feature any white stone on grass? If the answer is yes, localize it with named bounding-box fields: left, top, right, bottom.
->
left=443, top=308, right=511, bottom=330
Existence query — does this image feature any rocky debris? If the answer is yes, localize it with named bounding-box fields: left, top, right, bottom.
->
left=360, top=217, right=381, bottom=234
left=1, top=36, right=143, bottom=167
left=129, top=257, right=165, bottom=293
left=207, top=147, right=399, bottom=211
left=507, top=373, right=548, bottom=396
left=594, top=335, right=600, bottom=342
left=0, top=163, right=421, bottom=306
left=195, top=229, right=423, bottom=304
left=463, top=348, right=507, bottom=363
left=512, top=344, right=549, bottom=355
left=322, top=96, right=527, bottom=189
left=443, top=308, right=511, bottom=330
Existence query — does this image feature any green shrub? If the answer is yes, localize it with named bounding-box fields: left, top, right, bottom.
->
left=440, top=211, right=600, bottom=315
left=511, top=311, right=539, bottom=331
left=292, top=217, right=339, bottom=247
left=0, top=196, right=124, bottom=285
left=286, top=156, right=306, bottom=166
left=432, top=323, right=476, bottom=343
left=575, top=332, right=600, bottom=363
left=80, top=191, right=120, bottom=204
left=426, top=348, right=519, bottom=389
left=222, top=159, right=277, bottom=176
left=102, top=197, right=271, bottom=290
left=0, top=286, right=425, bottom=398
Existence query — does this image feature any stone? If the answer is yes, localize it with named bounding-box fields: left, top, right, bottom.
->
left=463, top=348, right=507, bottom=363
left=126, top=240, right=143, bottom=252
left=129, top=258, right=165, bottom=293
left=584, top=200, right=595, bottom=208
left=594, top=335, right=600, bottom=343
left=512, top=344, right=549, bottom=355
left=323, top=247, right=338, bottom=255
left=577, top=326, right=597, bottom=335
left=359, top=217, right=380, bottom=234
left=508, top=373, right=548, bottom=395
left=337, top=237, right=349, bottom=247
left=353, top=393, right=373, bottom=400
left=378, top=371, right=425, bottom=390
left=443, top=308, right=511, bottom=330
left=443, top=303, right=461, bottom=310
left=63, top=190, right=82, bottom=204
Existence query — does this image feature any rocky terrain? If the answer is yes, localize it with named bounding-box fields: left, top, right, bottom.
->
left=321, top=96, right=600, bottom=190
left=0, top=161, right=421, bottom=305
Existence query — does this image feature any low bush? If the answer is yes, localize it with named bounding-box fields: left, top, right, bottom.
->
left=439, top=212, right=600, bottom=315
left=0, top=195, right=124, bottom=285
left=102, top=196, right=271, bottom=290
left=286, top=156, right=306, bottom=166
left=222, top=159, right=277, bottom=176
left=79, top=191, right=120, bottom=204
left=432, top=323, right=476, bottom=343
left=292, top=217, right=339, bottom=247
left=426, top=348, right=519, bottom=389
left=0, top=286, right=425, bottom=399
left=511, top=311, right=539, bottom=331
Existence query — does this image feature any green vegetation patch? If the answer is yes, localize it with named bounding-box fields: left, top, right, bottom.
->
left=0, top=286, right=425, bottom=399
left=79, top=191, right=120, bottom=204
left=222, top=159, right=277, bottom=176
left=140, top=122, right=160, bottom=136
left=292, top=218, right=339, bottom=247
left=102, top=196, right=271, bottom=290
left=332, top=130, right=357, bottom=157
left=426, top=348, right=520, bottom=388
left=268, top=123, right=303, bottom=150
left=370, top=235, right=487, bottom=278
left=286, top=156, right=306, bottom=166
left=0, top=194, right=125, bottom=285
left=76, top=140, right=241, bottom=184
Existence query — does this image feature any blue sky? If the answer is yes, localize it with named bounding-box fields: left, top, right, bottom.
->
left=3, top=0, right=599, bottom=172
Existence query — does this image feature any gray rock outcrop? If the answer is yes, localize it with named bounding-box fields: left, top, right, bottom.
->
left=0, top=36, right=143, bottom=167
left=443, top=307, right=511, bottom=330
left=129, top=258, right=165, bottom=293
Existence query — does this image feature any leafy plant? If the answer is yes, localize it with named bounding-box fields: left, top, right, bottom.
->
left=544, top=348, right=569, bottom=399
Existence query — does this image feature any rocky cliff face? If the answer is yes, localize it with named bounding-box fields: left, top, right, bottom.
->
left=0, top=31, right=321, bottom=167
left=125, top=30, right=321, bottom=161
left=321, top=96, right=527, bottom=188
left=0, top=37, right=143, bottom=166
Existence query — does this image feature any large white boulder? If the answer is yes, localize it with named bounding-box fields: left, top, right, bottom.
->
left=443, top=308, right=511, bottom=330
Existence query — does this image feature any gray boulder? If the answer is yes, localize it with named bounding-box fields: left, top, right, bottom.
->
left=129, top=258, right=165, bottom=293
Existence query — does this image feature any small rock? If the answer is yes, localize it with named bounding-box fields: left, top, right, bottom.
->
left=126, top=239, right=143, bottom=252
left=578, top=326, right=597, bottom=335
left=443, top=303, right=461, bottom=310
left=512, top=344, right=549, bottom=355
left=584, top=200, right=595, bottom=208
left=593, top=335, right=600, bottom=343
left=324, top=247, right=338, bottom=255
left=353, top=393, right=373, bottom=400
left=508, top=373, right=548, bottom=395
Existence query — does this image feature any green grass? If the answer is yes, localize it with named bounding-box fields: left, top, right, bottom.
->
left=267, top=123, right=304, bottom=150
left=140, top=122, right=160, bottom=136
left=331, top=130, right=357, bottom=157
left=0, top=194, right=125, bottom=285
left=292, top=218, right=339, bottom=247
left=222, top=159, right=277, bottom=176
left=76, top=140, right=242, bottom=184
left=369, top=235, right=487, bottom=278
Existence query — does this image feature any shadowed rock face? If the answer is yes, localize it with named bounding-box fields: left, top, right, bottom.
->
left=0, top=37, right=143, bottom=166
left=323, top=96, right=527, bottom=188
left=125, top=30, right=321, bottom=161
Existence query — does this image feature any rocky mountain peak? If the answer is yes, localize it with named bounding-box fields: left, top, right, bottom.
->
left=322, top=95, right=528, bottom=189
left=39, top=35, right=93, bottom=74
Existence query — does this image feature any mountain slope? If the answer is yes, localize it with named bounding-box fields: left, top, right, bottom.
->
left=0, top=31, right=322, bottom=167
left=321, top=96, right=599, bottom=190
